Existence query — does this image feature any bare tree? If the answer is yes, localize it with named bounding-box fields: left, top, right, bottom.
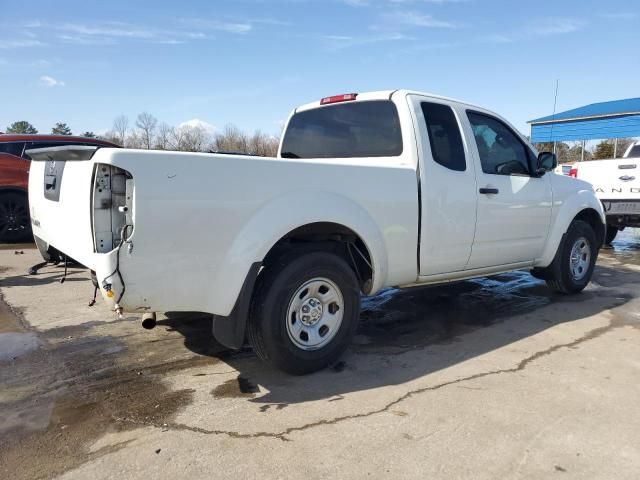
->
left=135, top=112, right=158, bottom=149
left=213, top=124, right=249, bottom=153
left=99, top=132, right=122, bottom=145
left=181, top=125, right=210, bottom=152
left=126, top=130, right=144, bottom=149
left=113, top=115, right=129, bottom=146
left=155, top=122, right=173, bottom=150
left=97, top=116, right=280, bottom=155
left=248, top=130, right=279, bottom=157
left=166, top=124, right=211, bottom=152
left=534, top=142, right=570, bottom=163
left=565, top=141, right=592, bottom=162
left=211, top=125, right=278, bottom=156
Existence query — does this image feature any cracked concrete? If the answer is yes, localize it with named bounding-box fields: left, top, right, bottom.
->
left=1, top=230, right=640, bottom=479
left=118, top=316, right=624, bottom=443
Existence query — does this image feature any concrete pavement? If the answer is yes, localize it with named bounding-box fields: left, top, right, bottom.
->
left=1, top=232, right=639, bottom=479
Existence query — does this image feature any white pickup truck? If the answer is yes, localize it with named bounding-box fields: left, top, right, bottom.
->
left=571, top=141, right=640, bottom=244
left=28, top=90, right=605, bottom=374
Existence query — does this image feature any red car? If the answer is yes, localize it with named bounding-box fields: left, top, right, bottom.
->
left=0, top=134, right=119, bottom=243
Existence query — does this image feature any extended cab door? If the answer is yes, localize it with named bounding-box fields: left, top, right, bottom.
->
left=408, top=95, right=478, bottom=276
left=460, top=109, right=552, bottom=269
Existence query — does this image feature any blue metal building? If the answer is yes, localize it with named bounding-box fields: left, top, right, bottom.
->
left=528, top=97, right=640, bottom=159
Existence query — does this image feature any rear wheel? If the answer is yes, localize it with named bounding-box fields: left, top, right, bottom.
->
left=605, top=225, right=618, bottom=245
left=545, top=220, right=598, bottom=294
left=247, top=250, right=361, bottom=375
left=0, top=192, right=31, bottom=243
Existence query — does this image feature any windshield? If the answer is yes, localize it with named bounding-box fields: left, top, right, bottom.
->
left=280, top=100, right=403, bottom=159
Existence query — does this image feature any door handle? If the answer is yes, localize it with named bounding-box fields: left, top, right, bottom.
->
left=479, top=187, right=499, bottom=195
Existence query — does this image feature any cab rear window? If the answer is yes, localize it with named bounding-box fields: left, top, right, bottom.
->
left=280, top=100, right=403, bottom=159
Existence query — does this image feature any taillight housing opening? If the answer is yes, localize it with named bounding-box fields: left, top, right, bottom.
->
left=569, top=168, right=578, bottom=178
left=92, top=164, right=134, bottom=253
left=320, top=93, right=358, bottom=105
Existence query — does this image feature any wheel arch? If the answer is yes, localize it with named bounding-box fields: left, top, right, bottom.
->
left=573, top=208, right=605, bottom=248
left=209, top=192, right=389, bottom=349
left=536, top=190, right=606, bottom=268
left=261, top=221, right=375, bottom=294
left=211, top=191, right=389, bottom=315
left=211, top=223, right=378, bottom=351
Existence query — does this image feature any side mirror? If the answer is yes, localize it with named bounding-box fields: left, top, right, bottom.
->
left=537, top=152, right=557, bottom=174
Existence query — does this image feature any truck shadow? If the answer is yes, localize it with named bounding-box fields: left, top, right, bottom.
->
left=162, top=260, right=638, bottom=406
left=0, top=266, right=86, bottom=287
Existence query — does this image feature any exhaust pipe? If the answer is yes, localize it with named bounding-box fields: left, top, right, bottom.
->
left=141, top=312, right=157, bottom=330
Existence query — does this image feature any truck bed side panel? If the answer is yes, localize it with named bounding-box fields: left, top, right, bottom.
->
left=33, top=149, right=419, bottom=315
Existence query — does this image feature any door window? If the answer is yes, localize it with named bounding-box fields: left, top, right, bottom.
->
left=421, top=102, right=466, bottom=171
left=467, top=111, right=531, bottom=176
left=0, top=142, right=26, bottom=158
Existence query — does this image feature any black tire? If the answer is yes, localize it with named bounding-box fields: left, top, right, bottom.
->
left=247, top=250, right=361, bottom=375
left=0, top=192, right=32, bottom=243
left=545, top=220, right=598, bottom=294
left=605, top=225, right=618, bottom=245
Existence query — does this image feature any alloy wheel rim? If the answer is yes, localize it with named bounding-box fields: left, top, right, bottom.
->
left=0, top=201, right=29, bottom=237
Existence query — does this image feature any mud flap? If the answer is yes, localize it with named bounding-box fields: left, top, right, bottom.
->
left=531, top=232, right=567, bottom=280
left=211, top=262, right=261, bottom=349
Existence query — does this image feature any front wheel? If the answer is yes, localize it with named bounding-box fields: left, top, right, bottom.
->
left=545, top=220, right=598, bottom=294
left=247, top=251, right=361, bottom=375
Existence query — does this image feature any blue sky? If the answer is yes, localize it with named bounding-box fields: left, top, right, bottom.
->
left=1, top=0, right=638, bottom=138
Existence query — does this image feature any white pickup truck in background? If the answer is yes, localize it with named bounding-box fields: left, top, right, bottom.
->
left=572, top=140, right=640, bottom=243
left=28, top=90, right=605, bottom=374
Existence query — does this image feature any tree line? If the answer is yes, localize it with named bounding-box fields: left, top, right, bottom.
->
left=4, top=114, right=280, bottom=157
left=5, top=118, right=634, bottom=162
left=533, top=138, right=636, bottom=163
left=5, top=120, right=95, bottom=138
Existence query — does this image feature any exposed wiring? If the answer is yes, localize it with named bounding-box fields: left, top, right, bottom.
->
left=88, top=285, right=98, bottom=307
left=350, top=241, right=372, bottom=269
left=346, top=242, right=362, bottom=285
left=347, top=241, right=372, bottom=289
left=102, top=224, right=133, bottom=304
